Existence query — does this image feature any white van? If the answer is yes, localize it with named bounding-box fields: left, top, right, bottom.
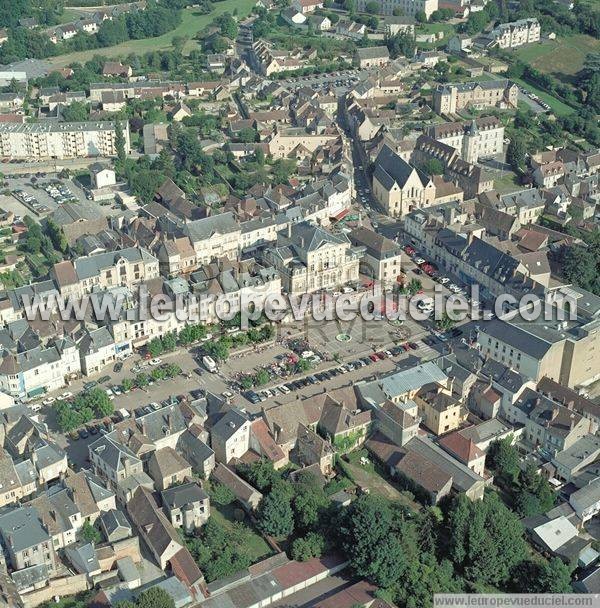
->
left=202, top=355, right=218, bottom=373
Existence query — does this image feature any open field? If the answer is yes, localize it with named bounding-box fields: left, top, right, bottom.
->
left=49, top=0, right=255, bottom=66
left=512, top=34, right=596, bottom=81
left=511, top=76, right=575, bottom=116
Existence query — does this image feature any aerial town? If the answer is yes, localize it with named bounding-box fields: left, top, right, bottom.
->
left=0, top=0, right=597, bottom=606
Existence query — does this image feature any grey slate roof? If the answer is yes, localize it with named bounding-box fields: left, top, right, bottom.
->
left=184, top=212, right=240, bottom=243
left=374, top=145, right=430, bottom=191
left=0, top=505, right=50, bottom=553
left=212, top=408, right=249, bottom=442
left=161, top=482, right=208, bottom=510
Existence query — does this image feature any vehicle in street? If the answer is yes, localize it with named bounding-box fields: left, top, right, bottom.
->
left=202, top=355, right=218, bottom=373
left=83, top=381, right=98, bottom=390
left=98, top=375, right=111, bottom=384
left=114, top=362, right=123, bottom=372
left=149, top=358, right=162, bottom=366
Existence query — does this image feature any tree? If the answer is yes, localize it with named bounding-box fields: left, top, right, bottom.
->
left=61, top=101, right=89, bottom=122
left=136, top=587, right=175, bottom=608
left=254, top=369, right=270, bottom=386
left=436, top=313, right=455, bottom=331
left=238, top=458, right=279, bottom=491
left=424, top=158, right=444, bottom=175
left=44, top=219, right=68, bottom=253
left=209, top=482, right=235, bottom=505
left=293, top=477, right=328, bottom=530
left=238, top=127, right=258, bottom=143
left=115, top=120, right=127, bottom=167
left=147, top=338, right=164, bottom=357
left=257, top=485, right=294, bottom=538
left=121, top=378, right=133, bottom=392
left=487, top=436, right=520, bottom=484
left=85, top=387, right=113, bottom=417
left=135, top=372, right=150, bottom=388
left=80, top=520, right=101, bottom=544
left=291, top=531, right=325, bottom=561
left=162, top=332, right=177, bottom=351
left=448, top=493, right=527, bottom=587
left=365, top=0, right=380, bottom=14
left=339, top=494, right=416, bottom=588
left=415, top=10, right=427, bottom=22
left=506, top=135, right=527, bottom=174
left=204, top=339, right=229, bottom=362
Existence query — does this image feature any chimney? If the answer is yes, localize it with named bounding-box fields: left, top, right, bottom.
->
left=287, top=223, right=292, bottom=238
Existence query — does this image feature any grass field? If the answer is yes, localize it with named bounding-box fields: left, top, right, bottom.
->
left=512, top=76, right=575, bottom=116
left=49, top=0, right=255, bottom=66
left=211, top=503, right=272, bottom=563
left=512, top=34, right=597, bottom=81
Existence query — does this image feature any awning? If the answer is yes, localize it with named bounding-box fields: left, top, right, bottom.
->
left=333, top=208, right=350, bottom=221
left=27, top=387, right=45, bottom=397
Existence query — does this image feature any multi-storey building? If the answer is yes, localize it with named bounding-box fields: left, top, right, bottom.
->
left=487, top=18, right=540, bottom=49
left=433, top=80, right=518, bottom=114
left=356, top=0, right=438, bottom=19
left=427, top=116, right=504, bottom=164
left=0, top=506, right=57, bottom=574
left=265, top=222, right=361, bottom=293
left=0, top=121, right=130, bottom=160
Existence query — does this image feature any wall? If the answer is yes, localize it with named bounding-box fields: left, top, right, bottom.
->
left=20, top=573, right=88, bottom=608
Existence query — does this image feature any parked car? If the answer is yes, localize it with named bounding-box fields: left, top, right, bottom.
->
left=98, top=375, right=111, bottom=384
left=114, top=361, right=123, bottom=373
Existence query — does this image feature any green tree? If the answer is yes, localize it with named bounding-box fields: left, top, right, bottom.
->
left=516, top=558, right=573, bottom=593
left=424, top=158, right=445, bottom=175
left=135, top=372, right=150, bottom=388
left=44, top=219, right=68, bottom=253
left=121, top=378, right=133, bottom=392
left=506, top=136, right=527, bottom=174
left=148, top=338, right=164, bottom=357
left=61, top=101, right=89, bottom=122
left=293, top=477, right=328, bottom=530
left=209, top=482, right=235, bottom=505
left=238, top=127, right=258, bottom=143
left=257, top=485, right=295, bottom=538
left=136, top=587, right=175, bottom=608
left=254, top=369, right=270, bottom=386
left=162, top=332, right=177, bottom=351
left=487, top=436, right=520, bottom=484
left=365, top=0, right=380, bottom=13
left=80, top=519, right=101, bottom=544
left=85, top=387, right=113, bottom=417
left=238, top=458, right=279, bottom=492
left=415, top=10, right=427, bottom=22
left=448, top=493, right=527, bottom=587
left=291, top=531, right=325, bottom=561
left=115, top=120, right=127, bottom=167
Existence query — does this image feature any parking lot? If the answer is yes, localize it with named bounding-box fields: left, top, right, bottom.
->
left=4, top=174, right=90, bottom=217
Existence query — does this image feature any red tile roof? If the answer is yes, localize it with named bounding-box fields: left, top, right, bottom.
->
left=439, top=431, right=484, bottom=463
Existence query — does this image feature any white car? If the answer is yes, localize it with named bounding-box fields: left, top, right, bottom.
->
left=414, top=257, right=425, bottom=265
left=111, top=386, right=122, bottom=396
left=449, top=284, right=461, bottom=293
left=149, top=358, right=162, bottom=366
left=438, top=277, right=450, bottom=285
left=279, top=385, right=291, bottom=395
left=59, top=391, right=73, bottom=400
left=42, top=397, right=56, bottom=406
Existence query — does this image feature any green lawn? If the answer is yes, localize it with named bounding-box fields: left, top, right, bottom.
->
left=511, top=76, right=575, bottom=117
left=211, top=503, right=272, bottom=563
left=512, top=34, right=597, bottom=80
left=49, top=0, right=255, bottom=66
left=493, top=171, right=522, bottom=195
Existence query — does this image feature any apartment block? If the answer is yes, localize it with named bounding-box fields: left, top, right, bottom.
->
left=356, top=0, right=438, bottom=19
left=0, top=121, right=131, bottom=160
left=433, top=80, right=518, bottom=114
left=487, top=18, right=541, bottom=49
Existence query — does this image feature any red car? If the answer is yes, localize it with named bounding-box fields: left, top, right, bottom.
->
left=376, top=351, right=387, bottom=359
left=404, top=245, right=415, bottom=255
left=369, top=354, right=379, bottom=362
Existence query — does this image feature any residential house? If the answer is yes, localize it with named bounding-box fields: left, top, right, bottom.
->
left=99, top=508, right=132, bottom=543
left=354, top=47, right=391, bottom=69
left=161, top=482, right=210, bottom=532
left=0, top=505, right=57, bottom=575
left=147, top=447, right=192, bottom=491
left=349, top=226, right=403, bottom=288
left=102, top=62, right=132, bottom=78
left=210, top=408, right=250, bottom=464
left=296, top=424, right=334, bottom=476
left=433, top=80, right=518, bottom=114
left=127, top=486, right=183, bottom=570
